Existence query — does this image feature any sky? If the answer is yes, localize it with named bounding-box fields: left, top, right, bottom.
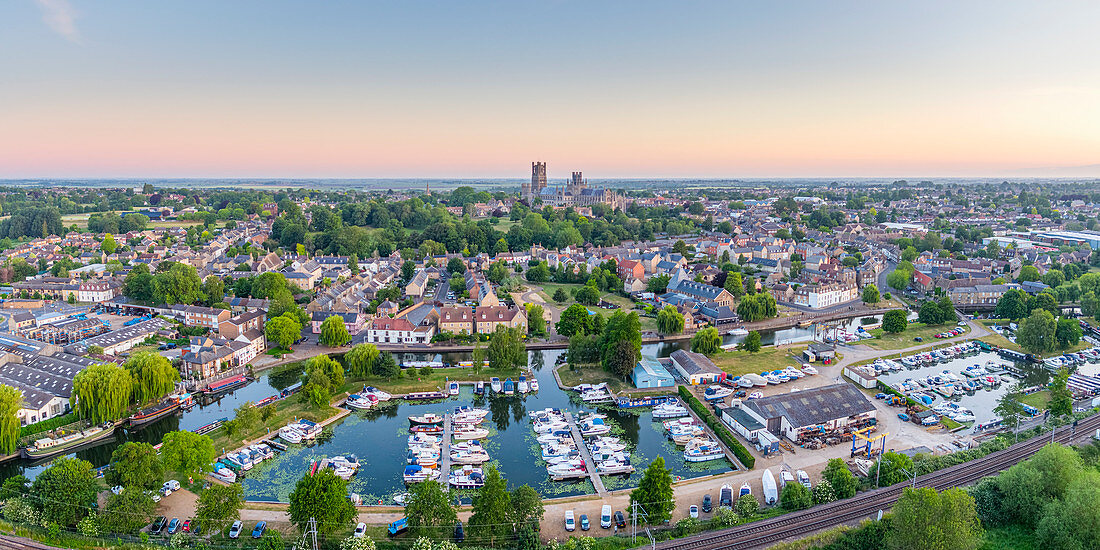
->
left=2, top=1, right=1100, bottom=179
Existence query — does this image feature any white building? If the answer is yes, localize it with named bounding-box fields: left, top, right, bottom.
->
left=77, top=281, right=120, bottom=303
left=365, top=318, right=435, bottom=344
left=791, top=282, right=859, bottom=309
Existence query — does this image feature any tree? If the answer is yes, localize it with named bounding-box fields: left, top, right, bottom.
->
left=574, top=285, right=600, bottom=306
left=348, top=253, right=360, bottom=276
left=1019, top=265, right=1041, bottom=283
left=882, top=309, right=907, bottom=333
left=869, top=452, right=913, bottom=487
left=509, top=484, right=544, bottom=529
left=887, top=268, right=912, bottom=291
left=724, top=271, right=744, bottom=298
left=888, top=487, right=981, bottom=550
left=995, top=289, right=1030, bottom=320
left=556, top=304, right=595, bottom=337
left=0, top=385, right=21, bottom=455
left=31, top=456, right=96, bottom=526
left=1082, top=290, right=1099, bottom=318
left=1033, top=291, right=1059, bottom=316
left=101, top=234, right=117, bottom=254
left=630, top=456, right=675, bottom=523
left=373, top=351, right=400, bottom=379
left=447, top=257, right=466, bottom=275
left=345, top=344, right=380, bottom=378
left=862, top=284, right=880, bottom=304
left=288, top=469, right=357, bottom=534
left=1042, top=269, right=1065, bottom=288
left=811, top=479, right=836, bottom=505
left=486, top=326, right=527, bottom=370
left=153, top=262, right=203, bottom=305
left=525, top=304, right=546, bottom=336
left=690, top=327, right=722, bottom=356
left=257, top=531, right=284, bottom=550
left=1036, top=472, right=1100, bottom=550
left=105, top=442, right=163, bottom=491
left=525, top=262, right=550, bottom=282
left=1017, top=309, right=1057, bottom=353
left=742, top=330, right=762, bottom=353
left=487, top=262, right=507, bottom=284
left=124, top=351, right=179, bottom=405
left=822, top=458, right=858, bottom=499
left=265, top=314, right=301, bottom=350
left=470, top=466, right=511, bottom=546
left=404, top=480, right=456, bottom=539
left=601, top=311, right=641, bottom=376
left=72, top=362, right=133, bottom=422
left=449, top=275, right=466, bottom=294
left=552, top=288, right=569, bottom=303
left=102, top=490, right=156, bottom=534
left=195, top=483, right=243, bottom=533
left=320, top=315, right=352, bottom=347
left=918, top=300, right=943, bottom=325
left=401, top=260, right=416, bottom=281
left=159, top=430, right=216, bottom=480
left=735, top=494, right=759, bottom=518
left=647, top=274, right=671, bottom=294
left=780, top=482, right=812, bottom=511
left=202, top=276, right=225, bottom=305
left=994, top=388, right=1026, bottom=433
left=656, top=306, right=684, bottom=335
left=1055, top=318, right=1082, bottom=350
left=1048, top=369, right=1073, bottom=418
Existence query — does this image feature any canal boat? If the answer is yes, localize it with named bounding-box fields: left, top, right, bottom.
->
left=203, top=374, right=248, bottom=395
left=409, top=425, right=444, bottom=434
left=193, top=417, right=227, bottom=436
left=448, top=382, right=460, bottom=396
left=490, top=377, right=502, bottom=393
left=405, top=391, right=447, bottom=401
left=21, top=422, right=115, bottom=460
left=129, top=391, right=193, bottom=427
left=253, top=395, right=280, bottom=408
left=280, top=381, right=303, bottom=398
left=503, top=378, right=515, bottom=395
left=409, top=413, right=444, bottom=426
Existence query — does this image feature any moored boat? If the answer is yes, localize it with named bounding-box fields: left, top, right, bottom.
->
left=409, top=413, right=444, bottom=425
left=21, top=423, right=115, bottom=460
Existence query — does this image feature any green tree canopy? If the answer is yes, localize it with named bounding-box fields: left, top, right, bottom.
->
left=601, top=310, right=641, bottom=377
left=404, top=479, right=456, bottom=539
left=105, top=442, right=164, bottom=491
left=265, top=314, right=302, bottom=350
left=101, top=490, right=157, bottom=534
left=123, top=351, right=179, bottom=405
left=822, top=458, right=858, bottom=499
left=882, top=309, right=908, bottom=333
left=862, top=284, right=880, bottom=304
left=72, top=362, right=133, bottom=422
left=345, top=343, right=380, bottom=378
left=288, top=469, right=358, bottom=534
left=889, top=487, right=981, bottom=550
left=320, top=315, right=352, bottom=347
left=195, top=483, right=244, bottom=533
left=487, top=326, right=527, bottom=370
left=630, top=456, right=675, bottom=523
left=159, top=430, right=216, bottom=480
left=31, top=456, right=97, bottom=526
left=469, top=466, right=511, bottom=546
left=690, top=327, right=722, bottom=356
left=0, top=385, right=22, bottom=454
left=656, top=305, right=684, bottom=335
left=742, top=330, right=762, bottom=353
left=1017, top=309, right=1057, bottom=353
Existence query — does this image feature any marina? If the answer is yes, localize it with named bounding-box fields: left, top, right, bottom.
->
left=563, top=411, right=607, bottom=496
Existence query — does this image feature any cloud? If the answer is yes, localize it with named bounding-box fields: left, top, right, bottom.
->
left=35, top=0, right=81, bottom=43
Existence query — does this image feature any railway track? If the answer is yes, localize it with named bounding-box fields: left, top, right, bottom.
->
left=0, top=534, right=64, bottom=550
left=653, top=413, right=1100, bottom=550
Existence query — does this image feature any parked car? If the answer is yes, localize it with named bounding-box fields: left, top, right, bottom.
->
left=167, top=518, right=180, bottom=534
left=565, top=510, right=576, bottom=532
left=150, top=516, right=167, bottom=535
left=580, top=514, right=590, bottom=531
left=702, top=494, right=712, bottom=513
left=615, top=511, right=626, bottom=528
left=181, top=520, right=191, bottom=533
left=353, top=523, right=366, bottom=538
left=252, top=521, right=267, bottom=538
left=601, top=505, right=612, bottom=528
left=228, top=521, right=243, bottom=539
left=689, top=505, right=699, bottom=519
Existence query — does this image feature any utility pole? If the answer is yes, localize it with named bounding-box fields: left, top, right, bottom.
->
left=304, top=517, right=318, bottom=550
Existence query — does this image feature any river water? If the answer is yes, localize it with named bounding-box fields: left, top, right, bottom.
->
left=0, top=315, right=881, bottom=496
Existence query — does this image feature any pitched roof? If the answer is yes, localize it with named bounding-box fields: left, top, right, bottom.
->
left=744, top=383, right=875, bottom=428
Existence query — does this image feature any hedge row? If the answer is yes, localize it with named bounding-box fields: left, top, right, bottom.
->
left=19, top=412, right=78, bottom=438
left=678, top=386, right=756, bottom=469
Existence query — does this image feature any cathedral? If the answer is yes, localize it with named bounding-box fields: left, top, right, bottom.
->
left=521, top=162, right=622, bottom=209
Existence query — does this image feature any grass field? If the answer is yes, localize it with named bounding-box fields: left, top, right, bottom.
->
left=536, top=282, right=638, bottom=312
left=710, top=345, right=808, bottom=377
left=208, top=397, right=338, bottom=452
left=864, top=322, right=966, bottom=350
left=557, top=364, right=629, bottom=392
left=1019, top=389, right=1051, bottom=410
left=980, top=331, right=1091, bottom=355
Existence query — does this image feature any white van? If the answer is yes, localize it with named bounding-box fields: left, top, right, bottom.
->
left=565, top=510, right=576, bottom=532
left=600, top=505, right=612, bottom=529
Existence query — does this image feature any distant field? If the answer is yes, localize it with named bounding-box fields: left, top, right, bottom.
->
left=60, top=212, right=202, bottom=230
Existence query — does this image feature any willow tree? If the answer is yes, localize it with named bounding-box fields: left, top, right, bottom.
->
left=73, top=363, right=133, bottom=422
left=124, top=352, right=179, bottom=405
left=0, top=385, right=23, bottom=454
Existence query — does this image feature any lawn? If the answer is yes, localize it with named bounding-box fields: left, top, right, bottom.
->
left=557, top=364, right=629, bottom=393
left=536, top=282, right=637, bottom=312
left=709, top=345, right=808, bottom=377
left=208, top=397, right=339, bottom=453
left=341, top=366, right=527, bottom=396
left=864, top=322, right=965, bottom=350
left=1019, top=389, right=1051, bottom=411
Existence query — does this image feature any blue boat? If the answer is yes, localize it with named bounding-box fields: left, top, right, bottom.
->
left=503, top=378, right=515, bottom=396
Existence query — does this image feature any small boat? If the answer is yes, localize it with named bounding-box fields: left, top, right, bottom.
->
left=449, top=465, right=486, bottom=488
left=736, top=377, right=754, bottom=388
left=192, top=417, right=227, bottom=436
left=796, top=470, right=811, bottom=489
left=409, top=424, right=444, bottom=434
left=580, top=419, right=611, bottom=437
left=475, top=381, right=485, bottom=395
left=345, top=394, right=376, bottom=410
left=448, top=382, right=460, bottom=396
left=403, top=465, right=440, bottom=483
left=409, top=413, right=444, bottom=425
left=684, top=441, right=725, bottom=462
left=652, top=402, right=689, bottom=419
left=450, top=450, right=490, bottom=465
left=392, top=492, right=410, bottom=505
left=728, top=327, right=749, bottom=336
left=453, top=427, right=489, bottom=440
left=518, top=376, right=529, bottom=394
left=503, top=378, right=515, bottom=396
left=279, top=426, right=304, bottom=444
left=530, top=379, right=540, bottom=392
left=743, top=374, right=768, bottom=387
left=453, top=406, right=489, bottom=418
left=703, top=385, right=733, bottom=401
left=21, top=423, right=115, bottom=460
left=762, top=469, right=778, bottom=505
left=547, top=463, right=588, bottom=478
left=210, top=465, right=237, bottom=483
left=597, top=459, right=635, bottom=475
left=739, top=482, right=751, bottom=498
left=290, top=419, right=322, bottom=439
left=129, top=391, right=192, bottom=427
left=490, top=377, right=502, bottom=393
left=408, top=433, right=442, bottom=446
left=363, top=386, right=392, bottom=401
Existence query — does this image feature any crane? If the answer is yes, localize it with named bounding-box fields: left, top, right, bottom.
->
left=851, top=426, right=888, bottom=458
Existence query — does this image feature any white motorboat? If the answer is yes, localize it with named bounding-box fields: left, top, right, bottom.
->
left=580, top=419, right=611, bottom=437
left=762, top=469, right=778, bottom=505
left=597, top=459, right=635, bottom=475
left=403, top=465, right=439, bottom=483
left=801, top=365, right=818, bottom=375
left=450, top=450, right=490, bottom=465
left=363, top=386, right=392, bottom=401
left=408, top=434, right=442, bottom=447
left=547, top=463, right=587, bottom=477
left=703, top=385, right=734, bottom=401
left=449, top=465, right=485, bottom=488
left=330, top=465, right=355, bottom=480
left=279, top=426, right=304, bottom=444
left=518, top=376, right=529, bottom=394
left=451, top=440, right=486, bottom=453
left=530, top=379, right=540, bottom=392
left=490, top=377, right=502, bottom=393
left=210, top=466, right=237, bottom=483
left=393, top=492, right=410, bottom=505
left=744, top=374, right=768, bottom=387
left=453, top=427, right=489, bottom=440
left=448, top=382, right=460, bottom=396
left=345, top=394, right=375, bottom=410
left=728, top=327, right=749, bottom=336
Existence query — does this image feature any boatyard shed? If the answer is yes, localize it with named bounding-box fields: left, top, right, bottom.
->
left=802, top=343, right=836, bottom=363
left=632, top=356, right=675, bottom=388
left=669, top=350, right=725, bottom=385
left=719, top=404, right=781, bottom=455
left=740, top=383, right=876, bottom=441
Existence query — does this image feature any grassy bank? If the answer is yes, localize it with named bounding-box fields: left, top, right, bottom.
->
left=1019, top=389, right=1051, bottom=410
left=864, top=322, right=963, bottom=350
left=980, top=331, right=1090, bottom=355
left=709, top=345, right=807, bottom=377
left=557, top=363, right=629, bottom=392
left=341, top=366, right=527, bottom=396
left=208, top=397, right=338, bottom=453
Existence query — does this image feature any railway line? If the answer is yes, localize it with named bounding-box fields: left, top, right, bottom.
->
left=652, top=412, right=1100, bottom=550
left=0, top=534, right=62, bottom=550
